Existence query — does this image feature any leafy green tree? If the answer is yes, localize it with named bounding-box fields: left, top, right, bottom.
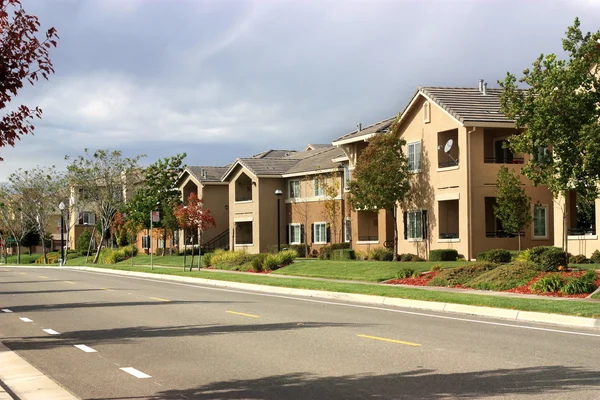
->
left=0, top=183, right=30, bottom=264
left=494, top=166, right=532, bottom=250
left=124, top=153, right=186, bottom=256
left=315, top=171, right=342, bottom=244
left=499, top=18, right=600, bottom=256
left=76, top=229, right=92, bottom=256
left=348, top=131, right=410, bottom=257
left=66, top=149, right=144, bottom=263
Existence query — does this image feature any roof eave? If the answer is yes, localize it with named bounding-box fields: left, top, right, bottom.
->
left=282, top=167, right=342, bottom=178
left=332, top=132, right=378, bottom=146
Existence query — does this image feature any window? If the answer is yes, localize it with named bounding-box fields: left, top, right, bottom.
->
left=158, top=239, right=164, bottom=249
left=289, top=180, right=300, bottom=198
left=344, top=218, right=352, bottom=242
left=533, top=146, right=549, bottom=163
left=314, top=222, right=327, bottom=244
left=423, top=101, right=430, bottom=123
left=407, top=211, right=423, bottom=240
left=314, top=178, right=324, bottom=196
left=408, top=141, right=422, bottom=173
left=344, top=165, right=352, bottom=189
left=533, top=205, right=548, bottom=238
left=79, top=212, right=95, bottom=225
left=289, top=223, right=302, bottom=244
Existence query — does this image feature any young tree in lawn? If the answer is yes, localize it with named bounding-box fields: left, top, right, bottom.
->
left=8, top=166, right=66, bottom=263
left=0, top=183, right=30, bottom=263
left=499, top=18, right=600, bottom=259
left=173, top=192, right=215, bottom=271
left=66, top=149, right=144, bottom=264
left=315, top=171, right=342, bottom=244
left=494, top=166, right=532, bottom=250
left=123, top=218, right=143, bottom=267
left=348, top=131, right=410, bottom=258
left=0, top=0, right=58, bottom=158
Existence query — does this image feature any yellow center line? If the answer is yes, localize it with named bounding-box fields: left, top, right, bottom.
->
left=64, top=281, right=76, bottom=284
left=19, top=272, right=27, bottom=275
left=150, top=297, right=170, bottom=302
left=102, top=288, right=114, bottom=292
left=39, top=276, right=48, bottom=279
left=357, top=334, right=421, bottom=347
left=226, top=310, right=260, bottom=318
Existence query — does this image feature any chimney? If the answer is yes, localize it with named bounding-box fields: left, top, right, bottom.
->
left=478, top=79, right=484, bottom=92
left=357, top=122, right=362, bottom=132
left=482, top=82, right=487, bottom=96
left=201, top=168, right=207, bottom=179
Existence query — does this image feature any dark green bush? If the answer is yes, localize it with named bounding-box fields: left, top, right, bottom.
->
left=369, top=247, right=394, bottom=261
left=539, top=247, right=567, bottom=272
left=482, top=249, right=511, bottom=264
left=251, top=253, right=268, bottom=272
left=590, top=250, right=600, bottom=264
left=331, top=249, right=356, bottom=260
left=429, top=249, right=458, bottom=262
left=76, top=230, right=92, bottom=256
left=397, top=253, right=417, bottom=262
left=288, top=244, right=308, bottom=258
left=528, top=246, right=558, bottom=265
left=397, top=267, right=415, bottom=279
left=428, top=261, right=498, bottom=287
left=201, top=252, right=213, bottom=267
left=569, top=254, right=589, bottom=264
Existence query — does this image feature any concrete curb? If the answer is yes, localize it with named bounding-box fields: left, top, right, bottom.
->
left=56, top=266, right=600, bottom=330
left=0, top=342, right=77, bottom=400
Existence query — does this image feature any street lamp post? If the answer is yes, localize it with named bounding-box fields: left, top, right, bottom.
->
left=58, top=201, right=65, bottom=266
left=275, top=189, right=283, bottom=252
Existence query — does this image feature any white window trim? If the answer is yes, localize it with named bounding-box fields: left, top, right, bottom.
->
left=289, top=223, right=302, bottom=245
left=234, top=200, right=253, bottom=204
left=344, top=165, right=352, bottom=191
left=313, top=221, right=327, bottom=245
left=407, top=210, right=423, bottom=241
left=567, top=235, right=598, bottom=240
left=407, top=141, right=422, bottom=173
left=436, top=165, right=460, bottom=172
left=532, top=204, right=549, bottom=240
left=344, top=217, right=351, bottom=243
left=289, top=180, right=301, bottom=199
left=357, top=240, right=379, bottom=245
left=314, top=178, right=324, bottom=197
left=437, top=238, right=461, bottom=243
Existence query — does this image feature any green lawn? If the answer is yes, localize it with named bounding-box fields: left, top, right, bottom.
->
left=1, top=253, right=42, bottom=265
left=65, top=264, right=600, bottom=318
left=271, top=259, right=465, bottom=282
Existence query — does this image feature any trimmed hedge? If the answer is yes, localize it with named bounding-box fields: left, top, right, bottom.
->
left=539, top=247, right=567, bottom=272
left=478, top=249, right=511, bottom=264
left=318, top=243, right=351, bottom=260
left=331, top=249, right=356, bottom=261
left=429, top=249, right=458, bottom=262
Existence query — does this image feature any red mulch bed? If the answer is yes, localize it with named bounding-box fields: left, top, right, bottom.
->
left=386, top=271, right=437, bottom=286
left=505, top=270, right=600, bottom=298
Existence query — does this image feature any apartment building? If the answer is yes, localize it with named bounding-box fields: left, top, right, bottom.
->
left=334, top=84, right=554, bottom=260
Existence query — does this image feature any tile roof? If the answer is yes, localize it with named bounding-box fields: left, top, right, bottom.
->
left=283, top=147, right=345, bottom=176
left=186, top=166, right=229, bottom=182
left=332, top=117, right=396, bottom=144
left=416, top=86, right=514, bottom=125
left=237, top=158, right=300, bottom=176
left=304, top=143, right=333, bottom=151
left=251, top=149, right=297, bottom=158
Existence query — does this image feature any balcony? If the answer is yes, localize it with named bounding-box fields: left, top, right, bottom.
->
left=438, top=199, right=459, bottom=241
left=235, top=173, right=253, bottom=202
left=437, top=128, right=459, bottom=169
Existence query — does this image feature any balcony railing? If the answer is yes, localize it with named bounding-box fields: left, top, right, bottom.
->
left=438, top=160, right=459, bottom=168
left=439, top=232, right=459, bottom=239
left=486, top=230, right=524, bottom=238
left=567, top=227, right=596, bottom=236
left=484, top=157, right=524, bottom=164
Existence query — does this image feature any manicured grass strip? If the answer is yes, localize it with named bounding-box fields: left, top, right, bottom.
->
left=84, top=264, right=600, bottom=319
left=271, top=260, right=465, bottom=282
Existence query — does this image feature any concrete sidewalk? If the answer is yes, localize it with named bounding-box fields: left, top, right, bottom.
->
left=0, top=342, right=77, bottom=400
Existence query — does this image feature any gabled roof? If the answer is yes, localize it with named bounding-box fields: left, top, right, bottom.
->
left=186, top=166, right=229, bottom=182
left=304, top=143, right=332, bottom=151
left=283, top=147, right=345, bottom=176
left=401, top=86, right=514, bottom=126
left=332, top=117, right=396, bottom=146
left=251, top=149, right=297, bottom=158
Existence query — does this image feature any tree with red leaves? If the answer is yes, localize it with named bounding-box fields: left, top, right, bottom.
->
left=0, top=0, right=58, bottom=159
left=173, top=192, right=215, bottom=271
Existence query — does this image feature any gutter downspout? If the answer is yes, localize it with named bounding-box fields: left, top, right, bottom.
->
left=466, top=126, right=476, bottom=261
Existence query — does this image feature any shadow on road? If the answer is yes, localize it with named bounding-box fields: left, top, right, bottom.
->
left=0, top=280, right=64, bottom=285
left=89, top=367, right=600, bottom=399
left=0, top=288, right=106, bottom=296
left=3, top=321, right=369, bottom=351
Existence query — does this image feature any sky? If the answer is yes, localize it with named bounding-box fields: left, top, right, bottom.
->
left=1, top=0, right=599, bottom=181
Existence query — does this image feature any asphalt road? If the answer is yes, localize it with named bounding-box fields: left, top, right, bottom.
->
left=0, top=267, right=599, bottom=400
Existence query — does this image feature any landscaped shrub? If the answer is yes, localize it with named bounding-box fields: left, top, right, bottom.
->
left=427, top=276, right=449, bottom=287
left=508, top=250, right=522, bottom=261
left=251, top=253, right=268, bottom=272
left=319, top=243, right=350, bottom=260
left=331, top=249, right=356, bottom=260
left=539, top=247, right=567, bottom=272
left=397, top=253, right=417, bottom=262
left=288, top=245, right=308, bottom=258
left=481, top=249, right=511, bottom=264
left=427, top=261, right=498, bottom=287
left=355, top=250, right=368, bottom=261
left=560, top=270, right=598, bottom=294
left=429, top=249, right=458, bottom=262
left=397, top=267, right=415, bottom=279
left=467, top=261, right=542, bottom=291
left=201, top=252, right=213, bottom=267
left=210, top=249, right=255, bottom=270
left=569, top=254, right=589, bottom=264
left=76, top=230, right=92, bottom=256
left=278, top=249, right=298, bottom=266
left=516, top=249, right=531, bottom=262
left=430, top=264, right=444, bottom=273
left=530, top=273, right=563, bottom=293
left=368, top=247, right=394, bottom=261
left=35, top=252, right=61, bottom=264
left=590, top=250, right=600, bottom=264
left=528, top=246, right=558, bottom=265
left=102, top=245, right=138, bottom=264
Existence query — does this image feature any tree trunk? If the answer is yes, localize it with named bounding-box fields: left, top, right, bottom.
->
left=189, top=234, right=195, bottom=272
left=16, top=243, right=21, bottom=264
left=161, top=229, right=166, bottom=257
left=183, top=230, right=187, bottom=271
left=92, top=228, right=104, bottom=264
left=42, top=234, right=48, bottom=264
left=563, top=196, right=569, bottom=266
left=393, top=207, right=398, bottom=260
left=518, top=231, right=521, bottom=251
